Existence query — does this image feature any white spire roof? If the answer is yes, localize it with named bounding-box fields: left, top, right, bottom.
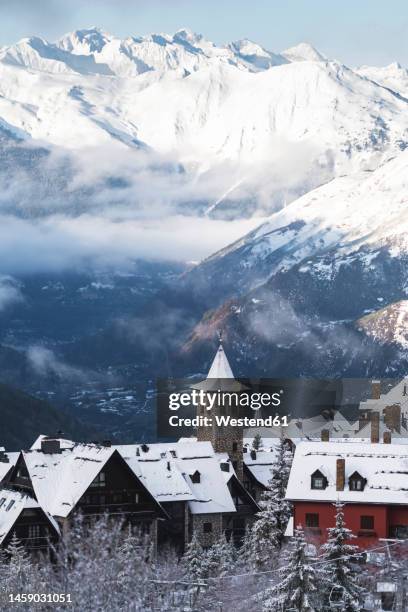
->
left=207, top=342, right=235, bottom=379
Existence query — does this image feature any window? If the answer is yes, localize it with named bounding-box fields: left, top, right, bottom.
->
left=220, top=462, right=230, bottom=472
left=135, top=492, right=140, bottom=504
left=6, top=500, right=14, bottom=512
left=191, top=471, right=201, bottom=484
left=170, top=450, right=177, bottom=458
left=311, top=470, right=327, bottom=490
left=0, top=498, right=5, bottom=508
left=203, top=522, right=212, bottom=533
left=349, top=472, right=366, bottom=491
left=28, top=525, right=41, bottom=539
left=305, top=513, right=319, bottom=528
left=360, top=515, right=374, bottom=530
left=390, top=525, right=408, bottom=539
left=90, top=471, right=106, bottom=488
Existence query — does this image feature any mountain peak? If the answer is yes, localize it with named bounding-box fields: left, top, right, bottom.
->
left=173, top=28, right=203, bottom=44
left=282, top=42, right=326, bottom=63
left=57, top=27, right=112, bottom=55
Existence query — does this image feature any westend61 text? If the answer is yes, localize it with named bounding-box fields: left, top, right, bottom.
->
left=169, top=415, right=289, bottom=427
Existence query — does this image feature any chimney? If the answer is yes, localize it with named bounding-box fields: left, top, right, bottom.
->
left=384, top=404, right=401, bottom=433
left=250, top=450, right=256, bottom=460
left=41, top=438, right=61, bottom=454
left=371, top=380, right=381, bottom=400
left=167, top=461, right=171, bottom=471
left=383, top=431, right=392, bottom=444
left=321, top=429, right=330, bottom=442
left=370, top=412, right=380, bottom=444
left=336, top=458, right=345, bottom=491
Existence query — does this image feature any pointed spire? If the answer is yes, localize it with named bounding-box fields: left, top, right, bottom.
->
left=207, top=337, right=235, bottom=379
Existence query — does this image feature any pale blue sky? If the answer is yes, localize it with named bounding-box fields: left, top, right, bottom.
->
left=0, top=0, right=407, bottom=67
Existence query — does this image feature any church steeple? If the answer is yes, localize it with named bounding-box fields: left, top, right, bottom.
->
left=192, top=338, right=245, bottom=481
left=207, top=336, right=235, bottom=379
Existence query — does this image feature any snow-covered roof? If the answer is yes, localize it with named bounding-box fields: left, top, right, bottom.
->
left=116, top=441, right=237, bottom=514
left=30, top=434, right=76, bottom=451
left=26, top=435, right=242, bottom=516
left=286, top=440, right=408, bottom=505
left=358, top=378, right=408, bottom=416
left=246, top=411, right=356, bottom=443
left=207, top=342, right=235, bottom=379
left=243, top=448, right=277, bottom=487
left=0, top=488, right=59, bottom=544
left=0, top=453, right=19, bottom=483
left=22, top=444, right=117, bottom=518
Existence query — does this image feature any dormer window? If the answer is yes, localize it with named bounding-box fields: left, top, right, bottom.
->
left=311, top=470, right=328, bottom=490
left=190, top=470, right=201, bottom=484
left=349, top=471, right=366, bottom=491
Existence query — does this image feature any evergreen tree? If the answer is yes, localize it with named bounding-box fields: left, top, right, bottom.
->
left=204, top=534, right=236, bottom=578
left=252, top=433, right=263, bottom=451
left=320, top=502, right=365, bottom=612
left=262, top=527, right=318, bottom=612
left=5, top=534, right=36, bottom=594
left=182, top=533, right=205, bottom=581
left=244, top=437, right=293, bottom=567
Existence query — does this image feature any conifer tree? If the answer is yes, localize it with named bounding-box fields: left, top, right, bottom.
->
left=204, top=534, right=236, bottom=578
left=252, top=433, right=263, bottom=451
left=244, top=436, right=293, bottom=567
left=320, top=502, right=365, bottom=612
left=262, top=527, right=318, bottom=612
left=182, top=533, right=204, bottom=581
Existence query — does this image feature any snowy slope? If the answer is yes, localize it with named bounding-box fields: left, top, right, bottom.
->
left=191, top=149, right=408, bottom=296
left=356, top=62, right=408, bottom=98
left=357, top=301, right=408, bottom=349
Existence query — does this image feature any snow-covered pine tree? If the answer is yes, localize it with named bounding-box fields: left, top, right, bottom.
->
left=244, top=436, right=293, bottom=567
left=320, top=501, right=365, bottom=612
left=252, top=433, right=263, bottom=451
left=4, top=534, right=36, bottom=595
left=182, top=533, right=205, bottom=581
left=204, top=534, right=236, bottom=578
left=262, top=526, right=318, bottom=612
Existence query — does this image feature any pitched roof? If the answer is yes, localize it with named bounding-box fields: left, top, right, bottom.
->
left=207, top=342, right=235, bottom=379
left=22, top=444, right=117, bottom=517
left=0, top=488, right=59, bottom=545
left=286, top=440, right=408, bottom=505
left=0, top=453, right=19, bottom=484
left=243, top=448, right=277, bottom=487
left=116, top=441, right=237, bottom=514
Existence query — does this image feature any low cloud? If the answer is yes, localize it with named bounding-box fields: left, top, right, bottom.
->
left=0, top=130, right=328, bottom=275
left=0, top=275, right=23, bottom=311
left=26, top=345, right=87, bottom=381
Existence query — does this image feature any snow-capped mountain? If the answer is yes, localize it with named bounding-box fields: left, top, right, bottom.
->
left=356, top=62, right=408, bottom=98
left=185, top=149, right=408, bottom=301
left=0, top=27, right=407, bottom=218
left=180, top=148, right=408, bottom=376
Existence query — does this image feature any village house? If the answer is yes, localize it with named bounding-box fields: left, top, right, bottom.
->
left=2, top=439, right=166, bottom=551
left=286, top=435, right=408, bottom=549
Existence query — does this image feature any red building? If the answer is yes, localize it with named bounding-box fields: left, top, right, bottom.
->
left=286, top=439, right=408, bottom=549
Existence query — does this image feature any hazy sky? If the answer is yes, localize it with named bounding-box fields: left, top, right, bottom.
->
left=0, top=0, right=407, bottom=67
